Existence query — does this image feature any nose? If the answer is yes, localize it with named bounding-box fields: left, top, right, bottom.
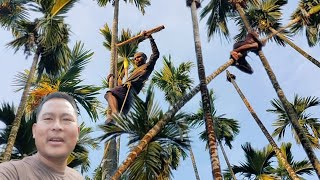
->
left=52, top=120, right=63, bottom=131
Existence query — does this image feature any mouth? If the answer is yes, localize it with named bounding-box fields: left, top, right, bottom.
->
left=48, top=137, right=65, bottom=145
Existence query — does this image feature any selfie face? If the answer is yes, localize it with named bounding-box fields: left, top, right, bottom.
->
left=33, top=98, right=79, bottom=160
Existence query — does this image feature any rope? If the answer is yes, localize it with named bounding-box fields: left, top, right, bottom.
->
left=120, top=82, right=131, bottom=114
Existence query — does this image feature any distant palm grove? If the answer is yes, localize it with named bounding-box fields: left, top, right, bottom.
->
left=1, top=0, right=320, bottom=180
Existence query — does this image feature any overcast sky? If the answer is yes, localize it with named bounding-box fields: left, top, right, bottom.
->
left=0, top=0, right=319, bottom=179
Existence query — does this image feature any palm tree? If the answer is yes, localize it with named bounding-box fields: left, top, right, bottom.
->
left=228, top=0, right=320, bottom=176
left=224, top=142, right=315, bottom=179
left=273, top=142, right=315, bottom=179
left=152, top=56, right=200, bottom=179
left=268, top=95, right=320, bottom=149
left=235, top=0, right=320, bottom=69
left=0, top=103, right=36, bottom=160
left=188, top=89, right=240, bottom=180
left=100, top=23, right=140, bottom=86
left=224, top=142, right=276, bottom=180
left=96, top=0, right=150, bottom=178
left=13, top=42, right=101, bottom=121
left=226, top=70, right=299, bottom=180
left=187, top=0, right=222, bottom=178
left=99, top=86, right=190, bottom=179
left=111, top=53, right=235, bottom=180
left=100, top=23, right=141, bottom=179
left=0, top=103, right=98, bottom=173
left=0, top=0, right=29, bottom=30
left=1, top=0, right=78, bottom=161
left=290, top=0, right=320, bottom=47
left=152, top=55, right=194, bottom=106
left=68, top=122, right=99, bottom=174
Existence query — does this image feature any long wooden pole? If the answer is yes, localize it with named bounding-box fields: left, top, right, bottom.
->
left=116, top=25, right=165, bottom=47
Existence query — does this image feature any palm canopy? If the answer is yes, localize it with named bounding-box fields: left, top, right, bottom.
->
left=267, top=95, right=320, bottom=149
left=68, top=122, right=99, bottom=174
left=233, top=0, right=289, bottom=45
left=225, top=142, right=276, bottom=180
left=224, top=142, right=314, bottom=179
left=4, top=0, right=80, bottom=78
left=0, top=102, right=36, bottom=159
left=200, top=0, right=259, bottom=41
left=100, top=23, right=140, bottom=85
left=0, top=0, right=29, bottom=29
left=96, top=0, right=150, bottom=14
left=98, top=86, right=190, bottom=179
left=188, top=89, right=240, bottom=149
left=151, top=55, right=194, bottom=106
left=290, top=0, right=320, bottom=47
left=273, top=142, right=314, bottom=179
left=13, top=42, right=101, bottom=120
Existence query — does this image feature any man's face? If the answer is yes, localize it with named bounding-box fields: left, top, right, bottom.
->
left=134, top=53, right=145, bottom=67
left=32, top=98, right=79, bottom=161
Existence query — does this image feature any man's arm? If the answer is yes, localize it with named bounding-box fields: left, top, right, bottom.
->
left=147, top=35, right=160, bottom=69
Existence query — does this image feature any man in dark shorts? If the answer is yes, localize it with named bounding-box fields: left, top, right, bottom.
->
left=105, top=33, right=159, bottom=121
left=230, top=31, right=263, bottom=74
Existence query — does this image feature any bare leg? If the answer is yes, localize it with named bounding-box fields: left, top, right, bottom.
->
left=105, top=92, right=119, bottom=123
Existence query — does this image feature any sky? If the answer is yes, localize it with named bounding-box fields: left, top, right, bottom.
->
left=0, top=0, right=320, bottom=179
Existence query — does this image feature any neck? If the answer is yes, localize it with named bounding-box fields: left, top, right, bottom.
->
left=36, top=153, right=67, bottom=173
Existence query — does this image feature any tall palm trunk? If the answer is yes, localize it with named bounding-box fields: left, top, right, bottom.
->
left=188, top=0, right=222, bottom=178
left=234, top=2, right=320, bottom=177
left=189, top=144, right=201, bottom=180
left=269, top=27, right=320, bottom=69
left=102, top=0, right=119, bottom=179
left=226, top=70, right=300, bottom=180
left=2, top=49, right=40, bottom=161
left=218, top=141, right=236, bottom=180
left=111, top=59, right=234, bottom=179
left=262, top=4, right=320, bottom=42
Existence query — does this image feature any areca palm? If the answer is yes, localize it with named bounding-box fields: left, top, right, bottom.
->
left=200, top=0, right=259, bottom=41
left=268, top=95, right=320, bottom=149
left=99, top=86, right=190, bottom=179
left=14, top=42, right=101, bottom=120
left=227, top=70, right=300, bottom=179
left=0, top=0, right=29, bottom=30
left=189, top=89, right=240, bottom=180
left=100, top=23, right=139, bottom=85
left=273, top=142, right=315, bottom=179
left=1, top=0, right=78, bottom=161
left=225, top=0, right=320, bottom=176
left=152, top=55, right=194, bottom=106
left=97, top=1, right=150, bottom=177
left=225, top=142, right=276, bottom=180
left=0, top=103, right=36, bottom=160
left=152, top=57, right=200, bottom=179
left=290, top=0, right=320, bottom=47
left=187, top=0, right=222, bottom=178
left=235, top=0, right=320, bottom=69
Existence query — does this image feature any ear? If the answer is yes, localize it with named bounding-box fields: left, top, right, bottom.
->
left=32, top=123, right=37, bottom=138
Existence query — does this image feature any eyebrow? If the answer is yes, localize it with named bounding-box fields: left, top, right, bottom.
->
left=41, top=112, right=75, bottom=117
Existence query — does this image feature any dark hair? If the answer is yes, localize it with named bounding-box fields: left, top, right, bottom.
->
left=36, top=92, right=78, bottom=119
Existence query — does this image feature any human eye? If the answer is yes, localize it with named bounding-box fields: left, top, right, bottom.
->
left=63, top=118, right=73, bottom=122
left=43, top=117, right=53, bottom=121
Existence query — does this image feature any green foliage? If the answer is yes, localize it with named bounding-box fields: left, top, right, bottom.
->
left=290, top=0, right=320, bottom=47
left=268, top=95, right=320, bottom=149
left=98, top=86, right=190, bottom=179
left=152, top=55, right=194, bottom=106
